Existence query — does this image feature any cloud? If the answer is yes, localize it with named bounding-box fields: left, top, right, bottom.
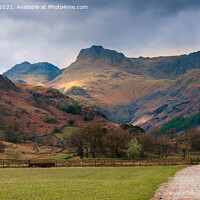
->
left=0, top=0, right=200, bottom=74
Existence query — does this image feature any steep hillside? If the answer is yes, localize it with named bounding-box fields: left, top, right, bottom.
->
left=0, top=75, right=112, bottom=138
left=0, top=75, right=19, bottom=91
left=131, top=69, right=200, bottom=130
left=3, top=62, right=61, bottom=86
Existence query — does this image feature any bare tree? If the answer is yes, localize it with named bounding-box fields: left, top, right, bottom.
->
left=165, top=128, right=176, bottom=140
left=136, top=134, right=156, bottom=156
left=70, top=130, right=85, bottom=159
left=69, top=123, right=106, bottom=159
left=104, top=128, right=130, bottom=157
left=157, top=135, right=170, bottom=157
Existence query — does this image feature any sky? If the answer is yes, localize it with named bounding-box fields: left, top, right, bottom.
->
left=0, top=0, right=200, bottom=74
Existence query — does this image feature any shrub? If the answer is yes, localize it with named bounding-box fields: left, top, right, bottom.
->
left=56, top=100, right=81, bottom=115
left=83, top=116, right=89, bottom=121
left=100, top=113, right=107, bottom=119
left=44, top=117, right=58, bottom=124
left=54, top=127, right=62, bottom=133
left=127, top=138, right=142, bottom=159
left=35, top=109, right=41, bottom=113
left=27, top=120, right=31, bottom=127
left=68, top=120, right=75, bottom=125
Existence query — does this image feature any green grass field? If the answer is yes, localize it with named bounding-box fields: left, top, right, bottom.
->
left=54, top=126, right=80, bottom=140
left=0, top=166, right=185, bottom=200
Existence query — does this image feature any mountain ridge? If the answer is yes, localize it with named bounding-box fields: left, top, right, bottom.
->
left=3, top=45, right=200, bottom=130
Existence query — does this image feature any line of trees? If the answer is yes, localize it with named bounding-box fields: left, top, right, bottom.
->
left=69, top=123, right=200, bottom=159
left=68, top=124, right=152, bottom=159
left=68, top=124, right=131, bottom=158
left=1, top=118, right=200, bottom=160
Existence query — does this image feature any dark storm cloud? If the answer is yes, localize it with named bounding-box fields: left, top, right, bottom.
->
left=0, top=0, right=200, bottom=73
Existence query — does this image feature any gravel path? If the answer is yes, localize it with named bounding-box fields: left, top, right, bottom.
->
left=152, top=165, right=200, bottom=200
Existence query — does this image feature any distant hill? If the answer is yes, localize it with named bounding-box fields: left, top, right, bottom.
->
left=3, top=62, right=61, bottom=86
left=0, top=75, right=112, bottom=138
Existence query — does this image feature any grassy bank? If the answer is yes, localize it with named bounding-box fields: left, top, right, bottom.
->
left=0, top=166, right=185, bottom=200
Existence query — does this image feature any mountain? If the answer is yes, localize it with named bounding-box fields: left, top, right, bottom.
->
left=48, top=46, right=200, bottom=128
left=129, top=51, right=200, bottom=80
left=130, top=69, right=200, bottom=130
left=4, top=45, right=200, bottom=130
left=50, top=45, right=200, bottom=124
left=0, top=75, right=112, bottom=138
left=3, top=62, right=61, bottom=86
left=71, top=45, right=200, bottom=80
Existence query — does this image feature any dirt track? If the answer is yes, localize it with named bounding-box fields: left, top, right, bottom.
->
left=152, top=165, right=200, bottom=200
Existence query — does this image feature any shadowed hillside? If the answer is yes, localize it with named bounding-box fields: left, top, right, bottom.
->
left=3, top=62, right=61, bottom=86
left=131, top=69, right=200, bottom=130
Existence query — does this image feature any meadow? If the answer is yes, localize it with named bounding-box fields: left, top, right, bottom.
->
left=0, top=166, right=185, bottom=200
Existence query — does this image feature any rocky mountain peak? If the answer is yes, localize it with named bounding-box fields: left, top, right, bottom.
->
left=77, top=45, right=104, bottom=61
left=76, top=45, right=126, bottom=65
left=21, top=61, right=30, bottom=65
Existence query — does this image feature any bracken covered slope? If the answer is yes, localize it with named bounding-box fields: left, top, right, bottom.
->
left=0, top=75, right=112, bottom=137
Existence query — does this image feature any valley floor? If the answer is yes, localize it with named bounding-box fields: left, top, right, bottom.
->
left=0, top=166, right=185, bottom=200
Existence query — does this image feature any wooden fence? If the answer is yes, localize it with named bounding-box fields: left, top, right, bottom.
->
left=0, top=157, right=199, bottom=168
